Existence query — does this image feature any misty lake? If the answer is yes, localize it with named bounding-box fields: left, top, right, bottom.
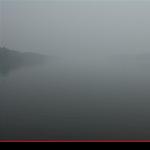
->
left=1, top=55, right=150, bottom=140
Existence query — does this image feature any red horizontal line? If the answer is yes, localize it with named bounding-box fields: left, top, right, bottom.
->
left=0, top=131, right=150, bottom=134
left=0, top=140, right=150, bottom=142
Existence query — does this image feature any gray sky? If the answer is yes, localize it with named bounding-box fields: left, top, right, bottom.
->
left=1, top=0, right=150, bottom=57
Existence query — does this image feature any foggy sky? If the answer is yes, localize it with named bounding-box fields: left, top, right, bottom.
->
left=1, top=0, right=150, bottom=57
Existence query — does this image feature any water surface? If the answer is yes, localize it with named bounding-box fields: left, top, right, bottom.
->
left=1, top=56, right=150, bottom=140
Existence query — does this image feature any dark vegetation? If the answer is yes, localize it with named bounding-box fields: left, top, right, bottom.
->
left=0, top=47, right=47, bottom=75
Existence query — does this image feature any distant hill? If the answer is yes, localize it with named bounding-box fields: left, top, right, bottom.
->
left=0, top=47, right=46, bottom=63
left=0, top=47, right=47, bottom=75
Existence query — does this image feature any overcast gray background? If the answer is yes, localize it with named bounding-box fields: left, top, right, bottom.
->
left=2, top=0, right=150, bottom=140
left=1, top=0, right=150, bottom=58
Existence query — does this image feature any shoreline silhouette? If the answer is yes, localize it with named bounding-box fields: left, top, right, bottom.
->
left=0, top=47, right=47, bottom=75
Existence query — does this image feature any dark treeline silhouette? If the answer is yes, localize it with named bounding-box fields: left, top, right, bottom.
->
left=0, top=47, right=47, bottom=75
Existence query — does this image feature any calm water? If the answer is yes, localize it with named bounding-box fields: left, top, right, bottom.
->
left=1, top=56, right=150, bottom=140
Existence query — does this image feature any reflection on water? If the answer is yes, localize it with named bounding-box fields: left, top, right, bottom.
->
left=0, top=52, right=47, bottom=76
left=0, top=59, right=46, bottom=76
left=1, top=54, right=150, bottom=140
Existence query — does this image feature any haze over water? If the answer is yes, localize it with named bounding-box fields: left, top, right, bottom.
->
left=1, top=0, right=150, bottom=140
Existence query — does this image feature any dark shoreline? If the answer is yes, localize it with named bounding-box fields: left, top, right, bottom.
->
left=0, top=47, right=47, bottom=75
